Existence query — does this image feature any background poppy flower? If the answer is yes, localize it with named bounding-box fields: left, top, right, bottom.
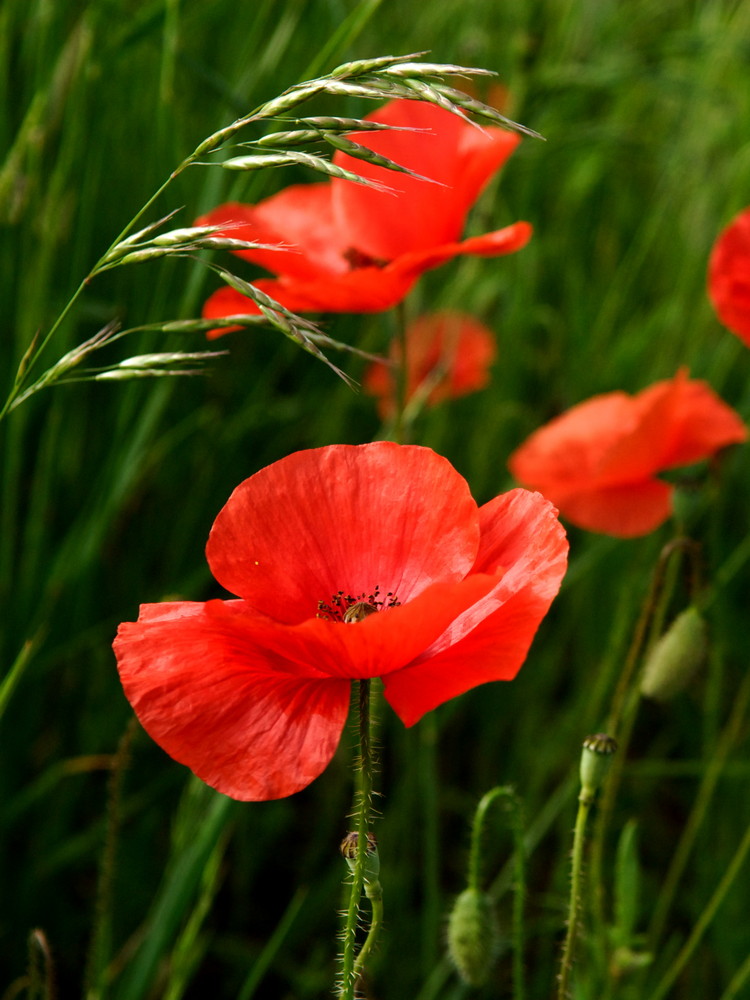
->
left=114, top=443, right=567, bottom=801
left=198, top=99, right=531, bottom=332
left=508, top=370, right=747, bottom=537
left=363, top=310, right=497, bottom=418
left=708, top=207, right=750, bottom=346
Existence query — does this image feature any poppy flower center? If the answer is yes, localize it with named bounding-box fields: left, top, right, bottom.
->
left=343, top=247, right=388, bottom=270
left=316, top=586, right=401, bottom=624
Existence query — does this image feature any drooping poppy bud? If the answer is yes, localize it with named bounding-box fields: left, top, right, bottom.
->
left=640, top=607, right=707, bottom=702
left=447, top=887, right=501, bottom=987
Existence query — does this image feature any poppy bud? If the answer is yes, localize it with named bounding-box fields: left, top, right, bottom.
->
left=447, top=887, right=500, bottom=987
left=340, top=831, right=380, bottom=883
left=640, top=607, right=707, bottom=702
left=579, top=733, right=618, bottom=803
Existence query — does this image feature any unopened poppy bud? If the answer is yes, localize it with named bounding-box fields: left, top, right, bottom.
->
left=640, top=607, right=707, bottom=702
left=447, top=887, right=500, bottom=987
left=579, top=733, right=617, bottom=802
left=340, top=831, right=380, bottom=882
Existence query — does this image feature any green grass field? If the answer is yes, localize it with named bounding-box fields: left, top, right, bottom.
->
left=3, top=2, right=750, bottom=998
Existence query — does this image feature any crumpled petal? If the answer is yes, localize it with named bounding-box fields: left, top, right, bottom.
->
left=206, top=442, right=480, bottom=620
left=114, top=601, right=351, bottom=801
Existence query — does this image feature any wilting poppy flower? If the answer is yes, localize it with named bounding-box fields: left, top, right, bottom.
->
left=114, top=443, right=567, bottom=800
left=508, top=370, right=747, bottom=538
left=198, top=99, right=531, bottom=334
left=363, top=310, right=497, bottom=418
left=708, top=207, right=750, bottom=346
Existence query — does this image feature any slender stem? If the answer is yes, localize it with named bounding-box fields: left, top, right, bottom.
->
left=557, top=792, right=593, bottom=1000
left=391, top=300, right=409, bottom=445
left=589, top=538, right=695, bottom=984
left=647, top=821, right=750, bottom=1000
left=418, top=713, right=440, bottom=969
left=718, top=950, right=750, bottom=1000
left=84, top=717, right=137, bottom=1000
left=339, top=680, right=375, bottom=1000
left=354, top=882, right=383, bottom=980
left=468, top=786, right=526, bottom=1000
left=648, top=668, right=750, bottom=948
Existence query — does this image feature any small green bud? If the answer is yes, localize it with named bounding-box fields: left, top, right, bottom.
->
left=579, top=734, right=618, bottom=802
left=640, top=607, right=707, bottom=702
left=447, top=887, right=500, bottom=987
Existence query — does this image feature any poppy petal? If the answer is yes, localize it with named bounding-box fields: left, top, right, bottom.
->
left=206, top=442, right=480, bottom=621
left=508, top=371, right=746, bottom=536
left=508, top=392, right=636, bottom=495
left=550, top=480, right=674, bottom=538
left=196, top=187, right=348, bottom=280
left=114, top=575, right=510, bottom=797
left=114, top=601, right=351, bottom=801
left=455, top=125, right=521, bottom=218
left=332, top=100, right=522, bottom=261
left=657, top=374, right=747, bottom=467
left=383, top=586, right=558, bottom=726
left=363, top=310, right=498, bottom=419
left=201, top=223, right=532, bottom=331
left=708, top=207, right=750, bottom=346
left=383, top=491, right=568, bottom=725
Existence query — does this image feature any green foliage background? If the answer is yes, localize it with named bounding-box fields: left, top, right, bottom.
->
left=2, top=1, right=750, bottom=998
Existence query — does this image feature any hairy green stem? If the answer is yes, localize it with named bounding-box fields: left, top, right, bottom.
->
left=468, top=786, right=526, bottom=1000
left=339, top=680, right=376, bottom=999
left=84, top=717, right=137, bottom=1000
left=589, top=538, right=698, bottom=984
left=557, top=791, right=593, bottom=1000
left=354, top=881, right=383, bottom=981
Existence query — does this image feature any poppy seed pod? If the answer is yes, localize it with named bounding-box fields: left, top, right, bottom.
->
left=640, top=607, right=707, bottom=702
left=447, top=887, right=500, bottom=987
left=579, top=733, right=618, bottom=802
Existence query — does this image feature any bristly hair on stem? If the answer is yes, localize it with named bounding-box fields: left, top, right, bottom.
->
left=337, top=679, right=382, bottom=1000
left=1, top=54, right=540, bottom=421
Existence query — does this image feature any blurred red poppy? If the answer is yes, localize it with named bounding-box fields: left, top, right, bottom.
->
left=508, top=370, right=747, bottom=537
left=363, top=310, right=497, bottom=418
left=114, top=443, right=567, bottom=800
left=708, top=207, right=750, bottom=346
left=198, top=99, right=531, bottom=334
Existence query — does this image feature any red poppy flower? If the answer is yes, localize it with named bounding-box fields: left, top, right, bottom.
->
left=197, top=99, right=531, bottom=334
left=363, top=310, right=497, bottom=418
left=708, top=207, right=750, bottom=346
left=508, top=370, right=747, bottom=537
left=114, top=443, right=567, bottom=800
